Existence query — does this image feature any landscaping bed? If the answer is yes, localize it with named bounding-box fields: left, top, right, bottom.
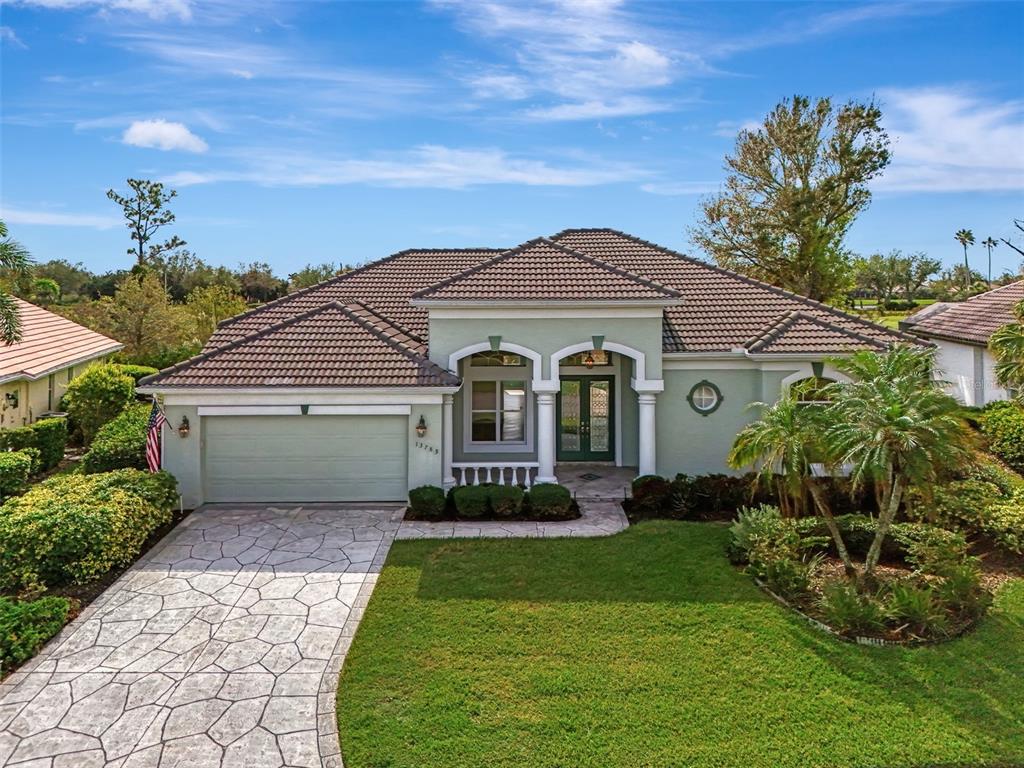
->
left=405, top=482, right=580, bottom=523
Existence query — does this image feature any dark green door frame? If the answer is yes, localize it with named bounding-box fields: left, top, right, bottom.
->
left=556, top=376, right=615, bottom=461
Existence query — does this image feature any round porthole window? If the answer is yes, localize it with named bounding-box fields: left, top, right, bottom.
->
left=687, top=380, right=722, bottom=416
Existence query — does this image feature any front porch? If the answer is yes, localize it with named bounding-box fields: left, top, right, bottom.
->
left=555, top=463, right=636, bottom=500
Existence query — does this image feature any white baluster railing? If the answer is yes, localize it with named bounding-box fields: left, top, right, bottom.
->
left=451, top=462, right=539, bottom=489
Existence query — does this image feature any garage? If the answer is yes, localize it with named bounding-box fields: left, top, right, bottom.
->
left=202, top=414, right=409, bottom=503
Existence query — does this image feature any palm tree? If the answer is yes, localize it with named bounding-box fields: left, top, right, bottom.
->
left=982, top=237, right=999, bottom=287
left=0, top=220, right=32, bottom=344
left=954, top=229, right=975, bottom=293
left=728, top=393, right=855, bottom=576
left=990, top=299, right=1024, bottom=401
left=824, top=346, right=972, bottom=579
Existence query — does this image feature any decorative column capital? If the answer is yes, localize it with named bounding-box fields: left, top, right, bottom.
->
left=536, top=391, right=556, bottom=404
left=442, top=393, right=454, bottom=405
left=637, top=392, right=658, bottom=405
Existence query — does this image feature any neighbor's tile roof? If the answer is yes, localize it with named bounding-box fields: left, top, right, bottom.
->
left=0, top=298, right=122, bottom=384
left=551, top=228, right=921, bottom=353
left=144, top=302, right=460, bottom=388
left=412, top=237, right=682, bottom=302
left=900, top=281, right=1024, bottom=346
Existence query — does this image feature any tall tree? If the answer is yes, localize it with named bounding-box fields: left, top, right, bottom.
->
left=954, top=229, right=975, bottom=292
left=897, top=251, right=941, bottom=302
left=288, top=263, right=347, bottom=292
left=999, top=219, right=1024, bottom=259
left=691, top=95, right=891, bottom=302
left=981, top=237, right=999, bottom=287
left=853, top=252, right=900, bottom=307
left=107, top=179, right=186, bottom=266
left=990, top=300, right=1024, bottom=401
left=0, top=220, right=33, bottom=344
left=186, top=284, right=247, bottom=343
left=236, top=262, right=286, bottom=303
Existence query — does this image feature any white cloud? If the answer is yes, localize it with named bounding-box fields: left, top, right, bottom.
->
left=876, top=87, right=1024, bottom=192
left=0, top=26, right=27, bottom=48
left=122, top=119, right=208, bottom=153
left=0, top=206, right=119, bottom=229
left=640, top=181, right=720, bottom=196
left=162, top=144, right=648, bottom=189
left=524, top=97, right=672, bottom=121
left=11, top=0, right=192, bottom=21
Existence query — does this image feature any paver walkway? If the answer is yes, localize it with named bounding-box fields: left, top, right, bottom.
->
left=0, top=504, right=402, bottom=768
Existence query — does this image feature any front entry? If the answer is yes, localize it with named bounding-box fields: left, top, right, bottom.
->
left=557, top=376, right=614, bottom=461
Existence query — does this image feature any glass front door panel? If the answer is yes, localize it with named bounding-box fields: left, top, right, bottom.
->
left=588, top=380, right=610, bottom=453
left=557, top=376, right=614, bottom=461
left=560, top=380, right=581, bottom=452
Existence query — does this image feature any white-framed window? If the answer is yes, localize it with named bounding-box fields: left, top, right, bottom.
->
left=686, top=380, right=722, bottom=416
left=462, top=353, right=533, bottom=452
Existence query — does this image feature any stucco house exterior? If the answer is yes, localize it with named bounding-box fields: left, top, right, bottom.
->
left=900, top=280, right=1023, bottom=406
left=1, top=297, right=123, bottom=430
left=139, top=229, right=916, bottom=508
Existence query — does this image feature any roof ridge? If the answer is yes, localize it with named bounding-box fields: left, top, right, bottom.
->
left=743, top=310, right=802, bottom=350
left=411, top=236, right=682, bottom=300
left=345, top=300, right=425, bottom=344
left=557, top=228, right=922, bottom=345
left=745, top=309, right=894, bottom=353
left=959, top=279, right=1024, bottom=304
left=337, top=302, right=455, bottom=380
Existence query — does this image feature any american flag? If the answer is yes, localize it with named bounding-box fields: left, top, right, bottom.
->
left=146, top=401, right=167, bottom=473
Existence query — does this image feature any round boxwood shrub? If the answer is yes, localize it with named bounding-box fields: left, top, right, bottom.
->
left=408, top=485, right=446, bottom=520
left=452, top=485, right=489, bottom=519
left=980, top=402, right=1024, bottom=473
left=81, top=404, right=149, bottom=474
left=0, top=469, right=178, bottom=591
left=0, top=451, right=34, bottom=500
left=0, top=417, right=67, bottom=472
left=527, top=483, right=573, bottom=519
left=63, top=364, right=135, bottom=445
left=487, top=485, right=524, bottom=518
left=0, top=596, right=71, bottom=670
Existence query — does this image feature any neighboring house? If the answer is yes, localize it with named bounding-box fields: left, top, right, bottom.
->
left=0, top=297, right=123, bottom=429
left=139, top=229, right=917, bottom=507
left=900, top=281, right=1024, bottom=406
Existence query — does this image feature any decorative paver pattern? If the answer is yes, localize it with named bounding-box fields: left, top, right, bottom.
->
left=397, top=501, right=628, bottom=540
left=0, top=504, right=401, bottom=768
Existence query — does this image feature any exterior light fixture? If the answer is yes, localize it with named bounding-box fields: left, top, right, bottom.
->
left=584, top=353, right=595, bottom=369
left=177, top=415, right=191, bottom=438
left=415, top=414, right=428, bottom=437
left=3, top=392, right=18, bottom=409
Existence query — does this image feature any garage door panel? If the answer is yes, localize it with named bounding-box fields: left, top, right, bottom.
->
left=203, top=415, right=408, bottom=502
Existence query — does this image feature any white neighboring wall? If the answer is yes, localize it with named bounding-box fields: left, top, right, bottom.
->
left=932, top=338, right=1011, bottom=406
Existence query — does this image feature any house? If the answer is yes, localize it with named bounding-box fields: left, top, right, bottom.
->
left=1, top=297, right=123, bottom=429
left=138, top=229, right=916, bottom=507
left=900, top=280, right=1023, bottom=406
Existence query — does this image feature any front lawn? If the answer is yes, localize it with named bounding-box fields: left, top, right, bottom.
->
left=338, top=521, right=1024, bottom=768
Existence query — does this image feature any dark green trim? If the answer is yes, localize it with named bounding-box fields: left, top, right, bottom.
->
left=488, top=335, right=502, bottom=352
left=301, top=404, right=310, bottom=415
left=556, top=375, right=615, bottom=461
left=811, top=361, right=825, bottom=378
left=591, top=334, right=605, bottom=351
left=686, top=380, right=723, bottom=417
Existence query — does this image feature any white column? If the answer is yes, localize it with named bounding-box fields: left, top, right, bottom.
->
left=442, top=393, right=456, bottom=489
left=535, top=391, right=557, bottom=484
left=638, top=392, right=657, bottom=477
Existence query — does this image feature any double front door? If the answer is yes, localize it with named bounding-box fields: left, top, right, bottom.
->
left=557, top=376, right=614, bottom=461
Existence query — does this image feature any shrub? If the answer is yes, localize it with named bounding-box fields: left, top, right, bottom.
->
left=408, top=485, right=446, bottom=520
left=727, top=504, right=783, bottom=564
left=980, top=402, right=1024, bottom=473
left=111, top=363, right=159, bottom=384
left=761, top=554, right=820, bottom=600
left=527, top=483, right=573, bottom=519
left=0, top=417, right=68, bottom=472
left=81, top=404, right=149, bottom=473
left=62, top=364, right=135, bottom=445
left=631, top=475, right=671, bottom=515
left=905, top=479, right=1003, bottom=531
left=0, top=451, right=33, bottom=500
left=818, top=582, right=886, bottom=635
left=885, top=582, right=950, bottom=638
left=452, top=485, right=489, bottom=519
left=690, top=473, right=757, bottom=517
left=795, top=515, right=966, bottom=566
left=935, top=564, right=992, bottom=621
left=0, top=469, right=178, bottom=591
left=984, top=489, right=1024, bottom=554
left=0, top=596, right=71, bottom=671
left=487, top=485, right=524, bottom=518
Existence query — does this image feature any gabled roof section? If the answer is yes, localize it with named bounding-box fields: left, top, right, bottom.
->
left=0, top=298, right=122, bottom=384
left=141, top=301, right=460, bottom=389
left=412, top=237, right=682, bottom=303
left=552, top=228, right=922, bottom=353
left=744, top=311, right=890, bottom=355
left=901, top=280, right=1024, bottom=347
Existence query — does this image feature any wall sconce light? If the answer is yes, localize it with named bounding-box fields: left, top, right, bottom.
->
left=3, top=392, right=18, bottom=409
left=584, top=352, right=595, bottom=369
left=177, top=415, right=191, bottom=438
left=415, top=414, right=428, bottom=437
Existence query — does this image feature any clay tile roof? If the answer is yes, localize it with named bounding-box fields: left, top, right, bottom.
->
left=141, top=302, right=459, bottom=389
left=900, top=281, right=1024, bottom=346
left=551, top=228, right=920, bottom=353
left=0, top=298, right=122, bottom=384
left=412, top=237, right=682, bottom=302
left=744, top=311, right=889, bottom=355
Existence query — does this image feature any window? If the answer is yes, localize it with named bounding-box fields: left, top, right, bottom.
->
left=563, top=350, right=612, bottom=367
left=793, top=377, right=836, bottom=404
left=470, top=380, right=526, bottom=442
left=686, top=380, right=722, bottom=416
left=67, top=366, right=74, bottom=383
left=470, top=351, right=524, bottom=367
left=47, top=374, right=55, bottom=411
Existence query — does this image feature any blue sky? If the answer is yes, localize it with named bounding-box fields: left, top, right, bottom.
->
left=2, top=0, right=1023, bottom=277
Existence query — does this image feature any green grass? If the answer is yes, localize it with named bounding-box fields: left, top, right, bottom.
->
left=338, top=521, right=1024, bottom=768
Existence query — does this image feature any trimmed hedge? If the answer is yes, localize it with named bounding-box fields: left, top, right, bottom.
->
left=62, top=364, right=135, bottom=445
left=111, top=364, right=159, bottom=384
left=452, top=485, right=489, bottom=519
left=408, top=485, right=446, bottom=520
left=0, top=469, right=178, bottom=591
left=980, top=402, right=1024, bottom=473
left=487, top=485, right=524, bottom=518
left=0, top=451, right=34, bottom=500
left=0, top=417, right=67, bottom=472
left=81, top=404, right=149, bottom=474
left=984, top=489, right=1024, bottom=555
left=0, top=596, right=71, bottom=671
left=527, top=483, right=573, bottom=519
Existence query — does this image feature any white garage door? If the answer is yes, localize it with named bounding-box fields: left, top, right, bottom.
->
left=203, top=415, right=408, bottom=503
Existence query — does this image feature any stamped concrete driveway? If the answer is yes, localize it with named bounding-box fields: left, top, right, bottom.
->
left=0, top=504, right=402, bottom=768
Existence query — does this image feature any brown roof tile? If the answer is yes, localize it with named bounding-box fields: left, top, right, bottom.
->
left=901, top=281, right=1024, bottom=346
left=1, top=298, right=122, bottom=383
left=744, top=311, right=889, bottom=355
left=143, top=302, right=459, bottom=388
left=412, top=237, right=681, bottom=302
